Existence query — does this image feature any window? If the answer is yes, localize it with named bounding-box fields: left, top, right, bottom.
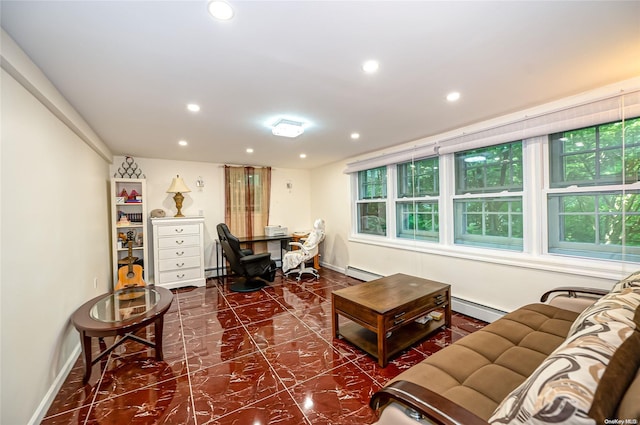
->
left=548, top=117, right=640, bottom=262
left=454, top=141, right=524, bottom=250
left=396, top=157, right=439, bottom=241
left=357, top=166, right=387, bottom=236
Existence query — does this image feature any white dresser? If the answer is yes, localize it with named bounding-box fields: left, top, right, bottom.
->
left=151, top=217, right=205, bottom=289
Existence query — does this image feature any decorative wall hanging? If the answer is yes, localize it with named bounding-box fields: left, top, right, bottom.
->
left=114, top=156, right=146, bottom=179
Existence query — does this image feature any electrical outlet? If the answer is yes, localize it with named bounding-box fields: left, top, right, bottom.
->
left=93, top=277, right=98, bottom=288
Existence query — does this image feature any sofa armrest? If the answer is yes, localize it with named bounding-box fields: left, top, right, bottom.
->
left=540, top=286, right=609, bottom=302
left=370, top=381, right=488, bottom=425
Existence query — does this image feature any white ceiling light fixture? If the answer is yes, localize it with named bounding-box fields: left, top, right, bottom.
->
left=350, top=132, right=360, bottom=140
left=178, top=140, right=188, bottom=146
left=299, top=154, right=307, bottom=159
left=208, top=1, right=234, bottom=20
left=246, top=148, right=254, bottom=153
left=271, top=118, right=305, bottom=138
left=362, top=60, right=379, bottom=73
left=187, top=103, right=200, bottom=112
left=446, top=91, right=461, bottom=102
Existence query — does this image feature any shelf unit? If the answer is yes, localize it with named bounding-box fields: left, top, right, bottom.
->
left=111, top=178, right=148, bottom=287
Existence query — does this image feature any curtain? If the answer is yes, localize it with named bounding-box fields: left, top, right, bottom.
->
left=224, top=166, right=271, bottom=239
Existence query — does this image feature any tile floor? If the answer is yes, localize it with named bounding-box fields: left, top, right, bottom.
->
left=42, top=269, right=487, bottom=425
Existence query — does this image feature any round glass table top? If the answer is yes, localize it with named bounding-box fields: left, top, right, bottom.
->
left=90, top=287, right=160, bottom=323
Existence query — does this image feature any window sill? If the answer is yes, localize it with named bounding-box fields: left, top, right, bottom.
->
left=348, top=234, right=637, bottom=281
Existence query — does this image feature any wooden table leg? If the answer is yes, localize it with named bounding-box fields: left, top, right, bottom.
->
left=80, top=332, right=92, bottom=384
left=154, top=316, right=165, bottom=361
left=377, top=315, right=387, bottom=367
left=331, top=295, right=339, bottom=338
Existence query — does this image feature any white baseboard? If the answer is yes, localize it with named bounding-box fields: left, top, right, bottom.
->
left=451, top=296, right=506, bottom=323
left=345, top=265, right=383, bottom=282
left=28, top=344, right=81, bottom=425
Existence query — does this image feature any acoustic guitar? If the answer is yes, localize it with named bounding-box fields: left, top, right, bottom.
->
left=116, top=241, right=146, bottom=291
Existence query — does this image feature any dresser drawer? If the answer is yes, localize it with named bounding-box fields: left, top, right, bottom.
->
left=158, top=255, right=201, bottom=272
left=157, top=224, right=200, bottom=237
left=158, top=235, right=200, bottom=249
left=157, top=267, right=202, bottom=284
left=158, top=246, right=201, bottom=260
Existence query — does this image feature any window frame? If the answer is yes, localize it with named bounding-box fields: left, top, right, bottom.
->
left=452, top=141, right=524, bottom=251
left=394, top=157, right=440, bottom=242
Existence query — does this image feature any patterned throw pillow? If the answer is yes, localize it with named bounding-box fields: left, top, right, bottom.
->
left=612, top=270, right=640, bottom=292
left=568, top=287, right=640, bottom=336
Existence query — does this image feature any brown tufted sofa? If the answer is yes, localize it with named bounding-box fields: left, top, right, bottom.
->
left=370, top=277, right=640, bottom=425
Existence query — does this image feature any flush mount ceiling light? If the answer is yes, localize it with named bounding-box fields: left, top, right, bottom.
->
left=362, top=60, right=379, bottom=73
left=446, top=91, right=461, bottom=102
left=299, top=153, right=307, bottom=159
left=186, top=103, right=200, bottom=112
left=350, top=132, right=360, bottom=140
left=271, top=118, right=305, bottom=138
left=246, top=148, right=254, bottom=153
left=208, top=1, right=234, bottom=20
left=178, top=140, right=188, bottom=146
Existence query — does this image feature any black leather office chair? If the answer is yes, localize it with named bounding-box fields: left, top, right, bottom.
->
left=216, top=223, right=277, bottom=292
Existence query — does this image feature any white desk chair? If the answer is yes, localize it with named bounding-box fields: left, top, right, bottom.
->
left=282, top=219, right=325, bottom=281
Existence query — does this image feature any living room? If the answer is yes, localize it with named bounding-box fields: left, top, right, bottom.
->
left=2, top=1, right=640, bottom=424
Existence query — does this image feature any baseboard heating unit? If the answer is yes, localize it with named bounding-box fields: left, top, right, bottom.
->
left=345, top=266, right=383, bottom=282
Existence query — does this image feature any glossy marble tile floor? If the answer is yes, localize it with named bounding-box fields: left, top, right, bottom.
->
left=43, top=269, right=487, bottom=425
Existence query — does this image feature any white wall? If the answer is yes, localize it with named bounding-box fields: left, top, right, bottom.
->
left=1, top=69, right=112, bottom=424
left=109, top=157, right=312, bottom=277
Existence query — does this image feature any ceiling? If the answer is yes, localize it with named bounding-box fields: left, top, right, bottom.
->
left=2, top=1, right=639, bottom=170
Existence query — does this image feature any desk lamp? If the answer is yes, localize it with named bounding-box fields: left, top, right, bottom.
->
left=166, top=175, right=191, bottom=217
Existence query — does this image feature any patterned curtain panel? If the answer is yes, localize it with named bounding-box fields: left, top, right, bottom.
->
left=224, top=165, right=271, bottom=240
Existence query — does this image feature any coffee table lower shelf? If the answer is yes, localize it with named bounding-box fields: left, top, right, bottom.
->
left=337, top=319, right=446, bottom=363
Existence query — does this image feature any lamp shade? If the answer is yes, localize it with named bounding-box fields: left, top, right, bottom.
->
left=166, top=175, right=191, bottom=193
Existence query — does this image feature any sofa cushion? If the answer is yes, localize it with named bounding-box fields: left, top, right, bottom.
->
left=387, top=303, right=579, bottom=421
left=489, top=288, right=640, bottom=425
left=589, top=325, right=640, bottom=422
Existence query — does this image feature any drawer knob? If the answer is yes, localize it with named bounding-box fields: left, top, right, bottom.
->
left=393, top=318, right=405, bottom=326
left=176, top=262, right=185, bottom=267
left=177, top=273, right=185, bottom=278
left=175, top=228, right=184, bottom=233
left=176, top=240, right=184, bottom=245
left=394, top=311, right=406, bottom=319
left=176, top=251, right=184, bottom=256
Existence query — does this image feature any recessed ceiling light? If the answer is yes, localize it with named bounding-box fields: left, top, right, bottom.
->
left=351, top=132, right=360, bottom=140
left=446, top=91, right=461, bottom=102
left=208, top=1, right=234, bottom=20
left=187, top=103, right=200, bottom=112
left=299, top=154, right=307, bottom=159
left=362, top=60, right=379, bottom=73
left=178, top=140, right=188, bottom=146
left=246, top=148, right=254, bottom=153
left=271, top=118, right=305, bottom=138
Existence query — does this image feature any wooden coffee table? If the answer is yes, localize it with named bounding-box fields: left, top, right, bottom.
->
left=332, top=273, right=451, bottom=367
